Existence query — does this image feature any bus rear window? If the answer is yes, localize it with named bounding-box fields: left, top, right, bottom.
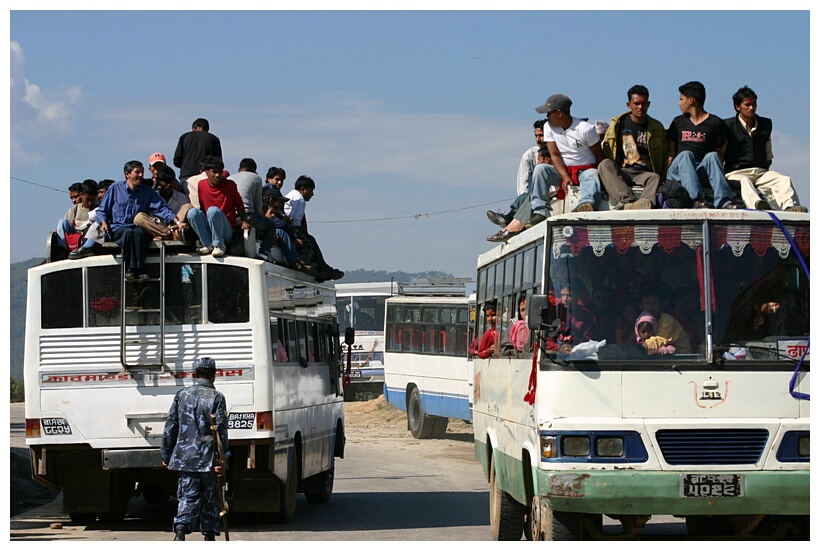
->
left=41, top=269, right=83, bottom=329
left=208, top=265, right=249, bottom=323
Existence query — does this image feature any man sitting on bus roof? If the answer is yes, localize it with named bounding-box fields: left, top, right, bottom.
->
left=186, top=156, right=250, bottom=258
left=95, top=160, right=182, bottom=282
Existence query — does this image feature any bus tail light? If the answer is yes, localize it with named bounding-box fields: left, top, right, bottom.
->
left=26, top=418, right=41, bottom=438
left=257, top=411, right=273, bottom=431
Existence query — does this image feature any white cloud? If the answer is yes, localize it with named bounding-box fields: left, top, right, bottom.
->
left=10, top=40, right=81, bottom=171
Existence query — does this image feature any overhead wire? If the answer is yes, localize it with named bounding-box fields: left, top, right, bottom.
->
left=11, top=175, right=514, bottom=224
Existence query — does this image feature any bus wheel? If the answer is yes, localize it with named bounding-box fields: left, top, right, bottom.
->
left=277, top=450, right=299, bottom=524
left=304, top=469, right=334, bottom=504
left=489, top=456, right=525, bottom=540
left=407, top=387, right=434, bottom=439
left=431, top=417, right=449, bottom=438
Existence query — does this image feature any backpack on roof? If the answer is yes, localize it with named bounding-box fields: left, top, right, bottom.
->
left=657, top=179, right=693, bottom=209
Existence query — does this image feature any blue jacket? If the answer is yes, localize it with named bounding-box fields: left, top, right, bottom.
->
left=161, top=378, right=229, bottom=472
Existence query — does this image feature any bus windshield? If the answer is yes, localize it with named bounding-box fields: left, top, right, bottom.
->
left=543, top=219, right=809, bottom=364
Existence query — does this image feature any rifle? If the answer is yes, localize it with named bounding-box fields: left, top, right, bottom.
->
left=210, top=413, right=230, bottom=541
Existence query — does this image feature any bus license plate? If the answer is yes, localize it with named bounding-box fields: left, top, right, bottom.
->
left=42, top=418, right=72, bottom=435
left=681, top=474, right=743, bottom=498
left=350, top=371, right=362, bottom=378
left=228, top=413, right=255, bottom=430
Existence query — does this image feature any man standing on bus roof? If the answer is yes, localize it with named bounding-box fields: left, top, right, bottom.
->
left=94, top=160, right=181, bottom=281
left=723, top=86, right=807, bottom=212
left=162, top=357, right=229, bottom=542
left=666, top=81, right=741, bottom=209
left=173, top=117, right=222, bottom=189
left=599, top=84, right=665, bottom=210
left=533, top=93, right=605, bottom=213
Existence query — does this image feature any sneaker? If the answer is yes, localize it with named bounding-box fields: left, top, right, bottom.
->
left=136, top=273, right=150, bottom=283
left=197, top=246, right=213, bottom=255
left=212, top=247, right=226, bottom=257
left=755, top=199, right=770, bottom=210
left=785, top=205, right=808, bottom=213
left=125, top=272, right=136, bottom=283
left=692, top=199, right=712, bottom=209
left=722, top=202, right=742, bottom=210
left=327, top=268, right=345, bottom=280
left=624, top=198, right=652, bottom=210
left=573, top=203, right=594, bottom=213
left=256, top=253, right=270, bottom=262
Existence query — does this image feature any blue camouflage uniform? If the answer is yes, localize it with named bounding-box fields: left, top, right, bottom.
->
left=161, top=377, right=229, bottom=536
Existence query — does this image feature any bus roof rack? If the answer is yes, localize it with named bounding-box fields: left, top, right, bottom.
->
left=398, top=278, right=475, bottom=297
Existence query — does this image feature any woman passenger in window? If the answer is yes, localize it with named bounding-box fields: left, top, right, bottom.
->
left=509, top=296, right=530, bottom=353
left=477, top=301, right=499, bottom=359
left=547, top=278, right=597, bottom=353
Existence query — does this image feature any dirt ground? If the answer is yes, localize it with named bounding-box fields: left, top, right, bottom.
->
left=10, top=396, right=476, bottom=518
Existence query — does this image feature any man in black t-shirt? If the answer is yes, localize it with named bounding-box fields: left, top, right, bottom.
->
left=666, top=81, right=740, bottom=209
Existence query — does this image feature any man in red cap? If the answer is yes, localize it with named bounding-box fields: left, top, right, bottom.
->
left=149, top=152, right=188, bottom=197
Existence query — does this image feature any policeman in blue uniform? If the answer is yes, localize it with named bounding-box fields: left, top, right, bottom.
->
left=161, top=357, right=229, bottom=541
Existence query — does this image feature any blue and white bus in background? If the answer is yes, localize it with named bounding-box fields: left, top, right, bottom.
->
left=383, top=279, right=476, bottom=439
left=335, top=281, right=398, bottom=395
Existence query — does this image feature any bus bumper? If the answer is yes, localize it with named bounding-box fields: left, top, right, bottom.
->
left=536, top=469, right=810, bottom=516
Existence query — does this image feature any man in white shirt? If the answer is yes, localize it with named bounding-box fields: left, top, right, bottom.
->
left=284, top=176, right=344, bottom=282
left=532, top=94, right=604, bottom=213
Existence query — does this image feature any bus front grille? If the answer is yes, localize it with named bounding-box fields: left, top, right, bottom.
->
left=655, top=429, right=769, bottom=465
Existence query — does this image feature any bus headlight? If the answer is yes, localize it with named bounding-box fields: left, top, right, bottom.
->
left=596, top=436, right=625, bottom=457
left=562, top=436, right=590, bottom=457
left=798, top=435, right=809, bottom=457
left=541, top=435, right=557, bottom=459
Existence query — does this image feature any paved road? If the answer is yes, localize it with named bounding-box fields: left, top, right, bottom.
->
left=10, top=403, right=691, bottom=541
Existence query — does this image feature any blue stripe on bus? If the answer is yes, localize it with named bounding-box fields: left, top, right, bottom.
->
left=384, top=386, right=472, bottom=422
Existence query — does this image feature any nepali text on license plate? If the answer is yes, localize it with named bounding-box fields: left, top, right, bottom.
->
left=681, top=474, right=744, bottom=498
left=42, top=418, right=72, bottom=435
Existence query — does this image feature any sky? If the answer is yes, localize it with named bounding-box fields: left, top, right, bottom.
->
left=4, top=5, right=814, bottom=279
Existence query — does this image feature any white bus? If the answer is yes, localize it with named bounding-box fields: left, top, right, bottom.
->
left=472, top=209, right=809, bottom=540
left=383, top=280, right=476, bottom=438
left=335, top=281, right=398, bottom=394
left=24, top=239, right=345, bottom=524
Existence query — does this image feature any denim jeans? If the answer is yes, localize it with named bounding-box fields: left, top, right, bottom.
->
left=187, top=207, right=234, bottom=249
left=575, top=168, right=602, bottom=207
left=531, top=164, right=601, bottom=210
left=667, top=151, right=734, bottom=208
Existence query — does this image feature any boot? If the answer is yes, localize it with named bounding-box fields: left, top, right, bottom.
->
left=174, top=524, right=187, bottom=541
left=203, top=532, right=216, bottom=541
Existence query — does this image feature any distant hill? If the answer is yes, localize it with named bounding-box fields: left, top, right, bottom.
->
left=10, top=257, right=44, bottom=381
left=8, top=259, right=456, bottom=382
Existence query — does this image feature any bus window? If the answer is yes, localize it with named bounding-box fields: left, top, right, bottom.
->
left=87, top=266, right=121, bottom=328
left=422, top=324, right=437, bottom=353
left=285, top=318, right=298, bottom=362
left=208, top=265, right=249, bottom=323
left=308, top=322, right=319, bottom=362
left=165, top=263, right=202, bottom=325
left=42, top=269, right=83, bottom=329
left=522, top=246, right=535, bottom=292
left=270, top=318, right=288, bottom=362
left=296, top=319, right=310, bottom=363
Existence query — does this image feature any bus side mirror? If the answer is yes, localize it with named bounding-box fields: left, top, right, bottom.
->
left=526, top=294, right=549, bottom=331
left=344, top=327, right=355, bottom=346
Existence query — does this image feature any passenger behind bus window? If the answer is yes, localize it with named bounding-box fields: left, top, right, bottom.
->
left=669, top=285, right=702, bottom=352
left=476, top=301, right=499, bottom=359
left=638, top=286, right=692, bottom=354
left=509, top=296, right=530, bottom=353
left=635, top=311, right=676, bottom=355
left=615, top=301, right=638, bottom=344
left=546, top=278, right=597, bottom=353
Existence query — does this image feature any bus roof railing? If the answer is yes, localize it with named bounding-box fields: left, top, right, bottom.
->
left=398, top=278, right=475, bottom=297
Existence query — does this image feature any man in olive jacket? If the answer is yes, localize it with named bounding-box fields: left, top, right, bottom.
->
left=599, top=84, right=666, bottom=210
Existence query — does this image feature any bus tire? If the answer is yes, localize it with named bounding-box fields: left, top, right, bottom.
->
left=304, top=469, right=334, bottom=504
left=431, top=417, right=449, bottom=438
left=277, top=450, right=299, bottom=524
left=489, top=456, right=525, bottom=540
left=407, top=387, right=434, bottom=439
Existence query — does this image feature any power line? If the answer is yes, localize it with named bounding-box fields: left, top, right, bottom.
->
left=11, top=174, right=514, bottom=224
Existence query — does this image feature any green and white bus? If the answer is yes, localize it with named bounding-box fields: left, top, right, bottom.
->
left=472, top=208, right=809, bottom=540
